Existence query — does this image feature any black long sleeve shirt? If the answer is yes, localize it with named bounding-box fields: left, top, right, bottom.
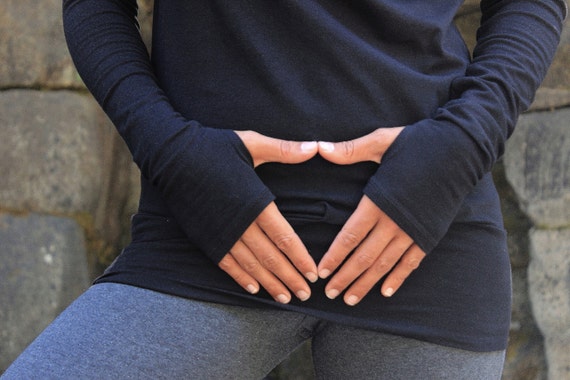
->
left=63, top=0, right=566, bottom=351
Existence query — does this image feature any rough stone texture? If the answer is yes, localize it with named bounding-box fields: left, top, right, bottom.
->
left=500, top=10, right=570, bottom=380
left=493, top=163, right=547, bottom=380
left=454, top=1, right=480, bottom=53
left=0, top=89, right=140, bottom=277
left=504, top=105, right=570, bottom=380
left=0, top=213, right=89, bottom=372
left=532, top=20, right=570, bottom=111
left=504, top=109, right=570, bottom=228
left=138, top=0, right=155, bottom=49
left=0, top=0, right=83, bottom=89
left=541, top=17, right=570, bottom=91
left=503, top=268, right=548, bottom=380
left=528, top=229, right=570, bottom=380
left=0, top=31, right=139, bottom=371
left=531, top=88, right=570, bottom=112
left=0, top=90, right=106, bottom=215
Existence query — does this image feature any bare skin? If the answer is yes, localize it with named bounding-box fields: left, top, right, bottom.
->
left=218, top=128, right=426, bottom=306
left=317, top=127, right=426, bottom=306
left=219, top=131, right=319, bottom=304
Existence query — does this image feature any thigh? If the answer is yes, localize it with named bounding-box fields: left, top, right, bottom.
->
left=2, top=283, right=308, bottom=380
left=312, top=323, right=505, bottom=380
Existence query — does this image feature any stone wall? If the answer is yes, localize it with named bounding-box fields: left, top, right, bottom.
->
left=0, top=0, right=141, bottom=372
left=1, top=1, right=568, bottom=378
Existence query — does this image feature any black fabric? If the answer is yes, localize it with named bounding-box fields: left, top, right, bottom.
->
left=63, top=0, right=566, bottom=351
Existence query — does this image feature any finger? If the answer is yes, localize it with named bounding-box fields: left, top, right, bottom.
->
left=380, top=245, right=426, bottom=298
left=235, top=130, right=318, bottom=167
left=241, top=222, right=312, bottom=301
left=256, top=203, right=318, bottom=283
left=318, top=127, right=404, bottom=165
left=318, top=197, right=381, bottom=280
left=229, top=239, right=292, bottom=304
left=322, top=226, right=390, bottom=299
left=342, top=236, right=414, bottom=306
left=218, top=253, right=260, bottom=295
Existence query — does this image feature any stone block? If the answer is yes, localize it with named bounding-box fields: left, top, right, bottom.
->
left=455, top=1, right=480, bottom=53
left=528, top=228, right=570, bottom=380
left=531, top=88, right=570, bottom=112
left=0, top=90, right=107, bottom=215
left=0, top=213, right=90, bottom=372
left=504, top=109, right=570, bottom=228
left=531, top=9, right=570, bottom=111
left=0, top=89, right=140, bottom=273
left=502, top=268, right=547, bottom=380
left=0, top=0, right=83, bottom=88
left=542, top=15, right=570, bottom=92
left=503, top=331, right=547, bottom=380
left=138, top=0, right=155, bottom=49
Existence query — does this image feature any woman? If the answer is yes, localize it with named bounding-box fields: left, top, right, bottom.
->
left=3, top=0, right=566, bottom=378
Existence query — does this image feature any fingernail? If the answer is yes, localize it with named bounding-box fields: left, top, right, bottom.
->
left=246, top=284, right=258, bottom=294
left=305, top=272, right=318, bottom=283
left=296, top=290, right=310, bottom=301
left=319, top=269, right=331, bottom=279
left=301, top=141, right=317, bottom=152
left=318, top=141, right=334, bottom=153
left=326, top=289, right=340, bottom=299
left=383, top=287, right=394, bottom=297
left=276, top=294, right=290, bottom=304
left=346, top=295, right=359, bottom=306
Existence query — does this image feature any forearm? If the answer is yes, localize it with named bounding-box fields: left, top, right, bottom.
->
left=364, top=0, right=566, bottom=253
left=62, top=0, right=274, bottom=262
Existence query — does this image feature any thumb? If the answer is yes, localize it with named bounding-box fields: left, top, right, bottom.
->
left=235, top=130, right=318, bottom=167
left=318, top=127, right=404, bottom=165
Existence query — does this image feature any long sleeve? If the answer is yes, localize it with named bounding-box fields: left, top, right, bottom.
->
left=364, top=0, right=566, bottom=253
left=62, top=0, right=275, bottom=263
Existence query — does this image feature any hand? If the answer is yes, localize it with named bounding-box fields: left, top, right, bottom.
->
left=317, top=127, right=426, bottom=305
left=218, top=131, right=319, bottom=303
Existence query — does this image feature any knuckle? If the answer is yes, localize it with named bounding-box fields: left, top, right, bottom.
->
left=342, top=141, right=355, bottom=157
left=280, top=140, right=293, bottom=158
left=274, top=232, right=296, bottom=252
left=355, top=252, right=376, bottom=268
left=218, top=257, right=232, bottom=271
left=374, top=258, right=392, bottom=273
left=243, top=260, right=262, bottom=273
left=324, top=255, right=342, bottom=269
left=405, top=257, right=421, bottom=270
left=261, top=254, right=280, bottom=271
left=339, top=229, right=360, bottom=248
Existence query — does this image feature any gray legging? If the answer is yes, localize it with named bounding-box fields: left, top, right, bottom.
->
left=2, top=283, right=505, bottom=380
